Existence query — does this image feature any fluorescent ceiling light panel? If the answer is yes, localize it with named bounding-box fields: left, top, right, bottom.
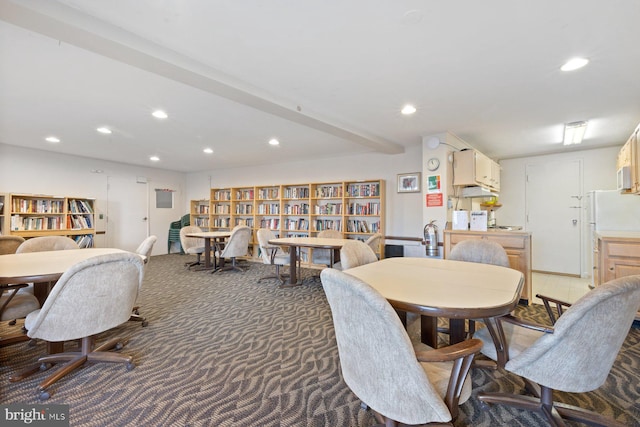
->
left=96, top=127, right=112, bottom=134
left=268, top=138, right=280, bottom=146
left=45, top=136, right=60, bottom=143
left=203, top=148, right=213, bottom=154
left=149, top=155, right=160, bottom=161
left=563, top=121, right=588, bottom=145
left=152, top=110, right=168, bottom=119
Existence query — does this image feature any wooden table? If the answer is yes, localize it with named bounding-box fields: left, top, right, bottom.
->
left=185, top=231, right=231, bottom=270
left=344, top=257, right=523, bottom=367
left=268, top=237, right=352, bottom=286
left=0, top=248, right=136, bottom=378
left=0, top=248, right=131, bottom=301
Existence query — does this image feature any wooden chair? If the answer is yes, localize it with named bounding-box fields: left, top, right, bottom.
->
left=321, top=268, right=482, bottom=425
left=473, top=275, right=640, bottom=427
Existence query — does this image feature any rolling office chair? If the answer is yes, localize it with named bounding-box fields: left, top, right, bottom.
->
left=321, top=268, right=482, bottom=424
left=256, top=228, right=289, bottom=284
left=214, top=225, right=251, bottom=273
left=129, top=235, right=157, bottom=327
left=332, top=240, right=378, bottom=271
left=179, top=226, right=205, bottom=269
left=24, top=252, right=144, bottom=400
left=473, top=275, right=640, bottom=427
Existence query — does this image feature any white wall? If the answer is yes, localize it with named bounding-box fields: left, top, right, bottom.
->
left=0, top=144, right=186, bottom=254
left=186, top=144, right=424, bottom=241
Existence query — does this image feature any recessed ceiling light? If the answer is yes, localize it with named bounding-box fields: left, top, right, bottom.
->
left=401, top=104, right=417, bottom=115
left=96, top=127, right=112, bottom=134
left=203, top=148, right=214, bottom=154
left=149, top=156, right=160, bottom=162
left=268, top=138, right=280, bottom=146
left=561, top=57, right=589, bottom=72
left=152, top=110, right=168, bottom=119
left=45, top=136, right=60, bottom=143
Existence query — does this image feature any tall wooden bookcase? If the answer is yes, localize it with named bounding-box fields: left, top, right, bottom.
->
left=192, top=179, right=385, bottom=262
left=7, top=193, right=96, bottom=247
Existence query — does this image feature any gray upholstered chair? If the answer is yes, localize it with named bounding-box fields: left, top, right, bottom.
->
left=16, top=236, right=80, bottom=301
left=0, top=235, right=25, bottom=255
left=179, top=226, right=205, bottom=269
left=1, top=284, right=40, bottom=347
left=333, top=240, right=378, bottom=271
left=24, top=252, right=144, bottom=400
left=449, top=239, right=510, bottom=268
left=129, top=235, right=157, bottom=326
left=311, top=229, right=343, bottom=267
left=364, top=232, right=383, bottom=259
left=214, top=225, right=251, bottom=273
left=321, top=268, right=482, bottom=425
left=447, top=239, right=510, bottom=337
left=474, top=275, right=640, bottom=427
left=256, top=228, right=289, bottom=284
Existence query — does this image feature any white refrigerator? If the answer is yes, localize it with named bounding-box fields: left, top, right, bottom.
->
left=586, top=190, right=640, bottom=283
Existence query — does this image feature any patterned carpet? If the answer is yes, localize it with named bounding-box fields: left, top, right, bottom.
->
left=1, top=254, right=639, bottom=426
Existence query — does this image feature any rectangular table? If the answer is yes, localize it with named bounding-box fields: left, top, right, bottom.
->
left=268, top=237, right=352, bottom=286
left=344, top=257, right=523, bottom=367
left=185, top=231, right=231, bottom=270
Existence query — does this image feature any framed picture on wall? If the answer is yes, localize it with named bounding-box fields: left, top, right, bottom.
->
left=397, top=172, right=421, bottom=193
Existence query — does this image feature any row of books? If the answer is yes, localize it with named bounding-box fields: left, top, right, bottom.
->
left=68, top=199, right=94, bottom=214
left=314, top=185, right=343, bottom=198
left=193, top=205, right=209, bottom=214
left=235, top=189, right=254, bottom=200
left=235, top=218, right=254, bottom=227
left=284, top=218, right=310, bottom=231
left=68, top=214, right=93, bottom=229
left=193, top=217, right=209, bottom=227
left=12, top=198, right=64, bottom=214
left=346, top=183, right=380, bottom=198
left=314, top=220, right=341, bottom=231
left=212, top=218, right=231, bottom=228
left=235, top=205, right=253, bottom=214
left=314, top=203, right=342, bottom=215
left=345, top=220, right=380, bottom=233
left=283, top=187, right=309, bottom=199
left=258, top=188, right=279, bottom=200
left=257, top=204, right=280, bottom=214
left=283, top=203, right=309, bottom=215
left=212, top=190, right=232, bottom=201
left=260, top=218, right=280, bottom=229
left=73, top=234, right=94, bottom=248
left=212, top=205, right=231, bottom=214
left=348, top=202, right=381, bottom=215
left=11, top=215, right=63, bottom=231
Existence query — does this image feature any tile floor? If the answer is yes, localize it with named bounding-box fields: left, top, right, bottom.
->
left=530, top=272, right=592, bottom=305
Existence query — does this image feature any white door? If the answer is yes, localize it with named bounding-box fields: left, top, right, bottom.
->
left=106, top=176, right=148, bottom=251
left=526, top=159, right=582, bottom=275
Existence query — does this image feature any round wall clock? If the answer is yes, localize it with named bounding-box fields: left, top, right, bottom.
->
left=427, top=157, right=440, bottom=171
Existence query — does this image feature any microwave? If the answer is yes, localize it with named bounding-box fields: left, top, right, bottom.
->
left=617, top=166, right=632, bottom=191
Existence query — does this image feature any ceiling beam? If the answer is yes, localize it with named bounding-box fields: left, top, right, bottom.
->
left=0, top=0, right=405, bottom=155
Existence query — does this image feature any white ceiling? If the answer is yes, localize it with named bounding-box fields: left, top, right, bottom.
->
left=1, top=0, right=639, bottom=173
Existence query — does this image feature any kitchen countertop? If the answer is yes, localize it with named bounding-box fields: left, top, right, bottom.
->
left=595, top=231, right=640, bottom=240
left=444, top=228, right=531, bottom=236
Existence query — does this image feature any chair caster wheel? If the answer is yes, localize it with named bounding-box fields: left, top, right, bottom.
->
left=39, top=363, right=51, bottom=371
left=141, top=320, right=148, bottom=327
left=115, top=342, right=124, bottom=351
left=28, top=339, right=37, bottom=347
left=9, top=319, right=16, bottom=326
left=126, top=362, right=135, bottom=371
left=38, top=390, right=50, bottom=401
left=134, top=309, right=140, bottom=315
